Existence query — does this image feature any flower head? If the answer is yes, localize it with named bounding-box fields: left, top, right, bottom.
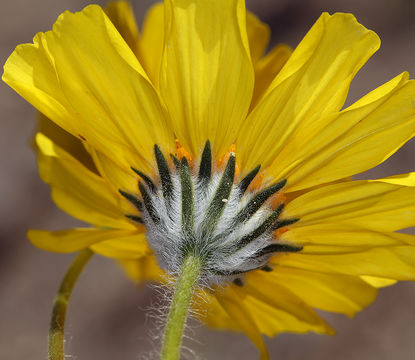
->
left=4, top=1, right=415, bottom=358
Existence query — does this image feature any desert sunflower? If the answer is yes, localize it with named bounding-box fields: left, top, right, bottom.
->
left=3, top=1, right=415, bottom=359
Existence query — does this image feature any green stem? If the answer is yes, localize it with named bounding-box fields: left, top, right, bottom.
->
left=161, top=255, right=203, bottom=360
left=48, top=249, right=93, bottom=360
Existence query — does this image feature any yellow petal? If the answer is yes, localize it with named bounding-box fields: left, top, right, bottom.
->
left=285, top=179, right=415, bottom=231
left=237, top=12, right=380, bottom=172
left=275, top=246, right=415, bottom=281
left=216, top=287, right=269, bottom=360
left=118, top=256, right=165, bottom=283
left=282, top=223, right=415, bottom=247
left=274, top=72, right=415, bottom=191
left=243, top=271, right=333, bottom=335
left=3, top=5, right=173, bottom=173
left=246, top=12, right=270, bottom=63
left=90, top=231, right=152, bottom=259
left=360, top=275, right=397, bottom=288
left=28, top=228, right=140, bottom=253
left=89, top=148, right=138, bottom=195
left=160, top=0, right=254, bottom=158
left=245, top=12, right=291, bottom=109
left=251, top=44, right=292, bottom=108
left=88, top=147, right=154, bottom=216
left=36, top=133, right=133, bottom=229
left=238, top=295, right=331, bottom=337
left=37, top=112, right=96, bottom=172
left=139, top=3, right=164, bottom=87
left=197, top=282, right=329, bottom=336
left=193, top=290, right=240, bottom=331
left=88, top=146, right=150, bottom=218
left=265, top=266, right=378, bottom=317
left=104, top=1, right=140, bottom=56
left=378, top=172, right=415, bottom=186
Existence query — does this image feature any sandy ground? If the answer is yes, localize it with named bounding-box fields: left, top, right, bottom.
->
left=1, top=0, right=415, bottom=359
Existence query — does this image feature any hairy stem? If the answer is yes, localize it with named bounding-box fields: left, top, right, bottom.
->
left=161, top=255, right=202, bottom=360
left=48, top=249, right=93, bottom=360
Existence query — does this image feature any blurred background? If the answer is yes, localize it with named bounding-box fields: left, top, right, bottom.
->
left=1, top=0, right=415, bottom=359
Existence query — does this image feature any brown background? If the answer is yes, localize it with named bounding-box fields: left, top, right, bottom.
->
left=1, top=0, right=415, bottom=359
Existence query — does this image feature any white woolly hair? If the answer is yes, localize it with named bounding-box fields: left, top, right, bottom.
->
left=140, top=158, right=285, bottom=287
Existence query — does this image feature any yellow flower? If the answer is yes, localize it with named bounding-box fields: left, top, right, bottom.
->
left=3, top=1, right=415, bottom=359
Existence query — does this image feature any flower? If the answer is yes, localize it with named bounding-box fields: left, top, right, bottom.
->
left=3, top=1, right=415, bottom=359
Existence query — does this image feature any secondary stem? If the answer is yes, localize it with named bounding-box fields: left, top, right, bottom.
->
left=48, top=249, right=93, bottom=360
left=161, top=255, right=203, bottom=360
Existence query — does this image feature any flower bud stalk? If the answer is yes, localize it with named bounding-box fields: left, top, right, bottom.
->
left=48, top=249, right=93, bottom=360
left=161, top=254, right=203, bottom=360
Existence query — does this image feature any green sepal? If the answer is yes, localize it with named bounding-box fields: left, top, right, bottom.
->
left=233, top=278, right=244, bottom=287
left=180, top=157, right=194, bottom=234
left=238, top=165, right=261, bottom=195
left=201, top=154, right=235, bottom=236
left=170, top=154, right=180, bottom=170
left=212, top=267, right=256, bottom=277
left=131, top=167, right=156, bottom=192
left=198, top=140, right=212, bottom=183
left=118, top=189, right=142, bottom=211
left=233, top=179, right=286, bottom=225
left=236, top=203, right=285, bottom=249
left=260, top=265, right=273, bottom=272
left=272, top=218, right=300, bottom=230
left=125, top=214, right=144, bottom=224
left=255, top=243, right=303, bottom=257
left=139, top=181, right=160, bottom=224
left=155, top=145, right=173, bottom=200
